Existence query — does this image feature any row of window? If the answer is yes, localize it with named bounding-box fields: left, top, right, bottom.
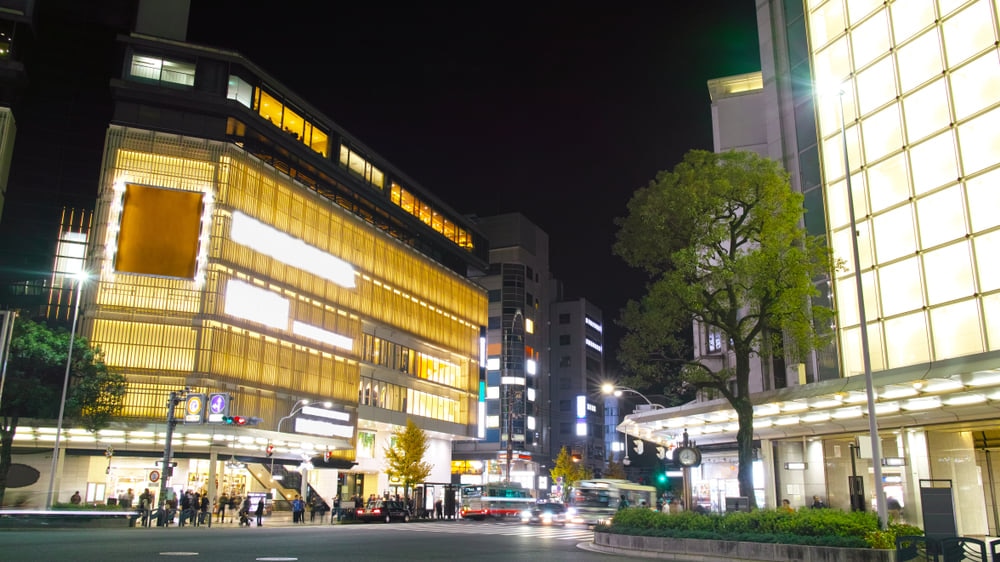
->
left=358, top=375, right=461, bottom=423
left=127, top=52, right=477, bottom=255
left=390, top=182, right=475, bottom=250
left=359, top=333, right=466, bottom=390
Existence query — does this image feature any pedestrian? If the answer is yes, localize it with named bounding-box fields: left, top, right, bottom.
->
left=255, top=498, right=265, bottom=526
left=179, top=490, right=192, bottom=526
left=139, top=489, right=152, bottom=527
left=240, top=497, right=251, bottom=527
left=218, top=492, right=229, bottom=523
left=780, top=499, right=794, bottom=513
left=309, top=496, right=317, bottom=522
left=811, top=495, right=826, bottom=509
left=192, top=492, right=201, bottom=526
left=887, top=496, right=903, bottom=522
left=70, top=491, right=82, bottom=504
left=434, top=498, right=443, bottom=520
left=200, top=493, right=210, bottom=525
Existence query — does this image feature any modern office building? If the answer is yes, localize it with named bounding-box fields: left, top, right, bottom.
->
left=549, top=296, right=606, bottom=478
left=619, top=0, right=1000, bottom=536
left=452, top=213, right=611, bottom=496
left=453, top=213, right=551, bottom=496
left=3, top=0, right=488, bottom=510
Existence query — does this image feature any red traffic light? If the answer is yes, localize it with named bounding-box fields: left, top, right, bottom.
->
left=223, top=415, right=247, bottom=425
left=266, top=444, right=275, bottom=457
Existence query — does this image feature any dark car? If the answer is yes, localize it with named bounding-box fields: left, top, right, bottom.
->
left=356, top=500, right=411, bottom=523
left=520, top=502, right=567, bottom=526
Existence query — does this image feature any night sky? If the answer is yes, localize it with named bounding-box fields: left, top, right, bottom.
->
left=186, top=2, right=762, bottom=365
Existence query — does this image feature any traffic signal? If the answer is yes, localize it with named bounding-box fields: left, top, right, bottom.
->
left=266, top=444, right=275, bottom=457
left=324, top=450, right=333, bottom=462
left=223, top=415, right=247, bottom=425
left=656, top=471, right=668, bottom=485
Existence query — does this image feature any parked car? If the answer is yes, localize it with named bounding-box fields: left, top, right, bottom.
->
left=356, top=500, right=411, bottom=523
left=520, top=501, right=567, bottom=526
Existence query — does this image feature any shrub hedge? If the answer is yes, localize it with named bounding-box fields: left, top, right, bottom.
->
left=598, top=507, right=923, bottom=549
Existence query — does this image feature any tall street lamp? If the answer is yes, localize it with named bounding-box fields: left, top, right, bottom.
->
left=504, top=309, right=523, bottom=485
left=275, top=398, right=332, bottom=502
left=600, top=383, right=665, bottom=411
left=45, top=270, right=87, bottom=508
left=836, top=87, right=887, bottom=528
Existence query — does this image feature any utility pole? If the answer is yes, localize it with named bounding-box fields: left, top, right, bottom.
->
left=504, top=309, right=523, bottom=484
left=158, top=390, right=183, bottom=526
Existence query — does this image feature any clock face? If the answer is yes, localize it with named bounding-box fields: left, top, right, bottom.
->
left=677, top=447, right=700, bottom=466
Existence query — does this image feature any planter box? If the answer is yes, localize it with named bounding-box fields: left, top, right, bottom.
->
left=593, top=531, right=895, bottom=562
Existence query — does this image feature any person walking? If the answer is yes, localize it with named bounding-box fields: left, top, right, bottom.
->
left=70, top=491, right=82, bottom=504
left=240, top=497, right=251, bottom=527
left=255, top=498, right=265, bottom=527
left=200, top=493, right=210, bottom=526
left=217, top=492, right=228, bottom=524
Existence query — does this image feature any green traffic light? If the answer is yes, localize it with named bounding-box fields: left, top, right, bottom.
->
left=657, top=473, right=667, bottom=484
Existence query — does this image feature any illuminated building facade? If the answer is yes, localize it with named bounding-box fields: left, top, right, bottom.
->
left=620, top=0, right=1000, bottom=535
left=5, top=2, right=488, bottom=508
left=454, top=214, right=550, bottom=496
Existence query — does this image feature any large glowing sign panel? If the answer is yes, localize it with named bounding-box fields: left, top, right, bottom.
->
left=115, top=184, right=203, bottom=278
left=230, top=211, right=356, bottom=288
left=223, top=278, right=290, bottom=330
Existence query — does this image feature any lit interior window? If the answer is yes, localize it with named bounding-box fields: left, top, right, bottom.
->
left=526, top=359, right=537, bottom=375
left=486, top=357, right=500, bottom=370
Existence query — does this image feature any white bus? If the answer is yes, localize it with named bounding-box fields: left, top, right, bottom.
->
left=566, top=479, right=657, bottom=525
left=459, top=483, right=535, bottom=520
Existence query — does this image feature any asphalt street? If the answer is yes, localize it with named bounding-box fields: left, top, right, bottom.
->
left=0, top=518, right=649, bottom=561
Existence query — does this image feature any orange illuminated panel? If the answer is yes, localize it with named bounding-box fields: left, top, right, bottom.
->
left=115, top=184, right=203, bottom=278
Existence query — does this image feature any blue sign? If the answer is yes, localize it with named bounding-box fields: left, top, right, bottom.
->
left=207, top=393, right=230, bottom=422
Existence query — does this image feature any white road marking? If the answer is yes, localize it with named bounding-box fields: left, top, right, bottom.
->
left=159, top=553, right=199, bottom=557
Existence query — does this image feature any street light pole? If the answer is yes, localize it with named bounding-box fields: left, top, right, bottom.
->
left=45, top=272, right=85, bottom=508
left=600, top=383, right=665, bottom=411
left=158, top=390, right=183, bottom=526
left=505, top=309, right=523, bottom=485
left=273, top=399, right=328, bottom=474
left=837, top=89, right=887, bottom=529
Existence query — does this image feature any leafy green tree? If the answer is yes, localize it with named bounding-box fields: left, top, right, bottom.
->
left=614, top=150, right=833, bottom=507
left=0, top=316, right=126, bottom=506
left=550, top=446, right=592, bottom=499
left=383, top=418, right=433, bottom=500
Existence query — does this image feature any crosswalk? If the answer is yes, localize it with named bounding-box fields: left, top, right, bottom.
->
left=347, top=520, right=594, bottom=542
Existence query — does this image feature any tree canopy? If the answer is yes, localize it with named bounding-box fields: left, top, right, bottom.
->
left=383, top=418, right=433, bottom=498
left=613, top=149, right=833, bottom=505
left=0, top=316, right=126, bottom=506
left=550, top=446, right=592, bottom=499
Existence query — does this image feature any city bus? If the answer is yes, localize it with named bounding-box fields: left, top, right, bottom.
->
left=459, top=483, right=535, bottom=520
left=566, top=479, right=657, bottom=525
